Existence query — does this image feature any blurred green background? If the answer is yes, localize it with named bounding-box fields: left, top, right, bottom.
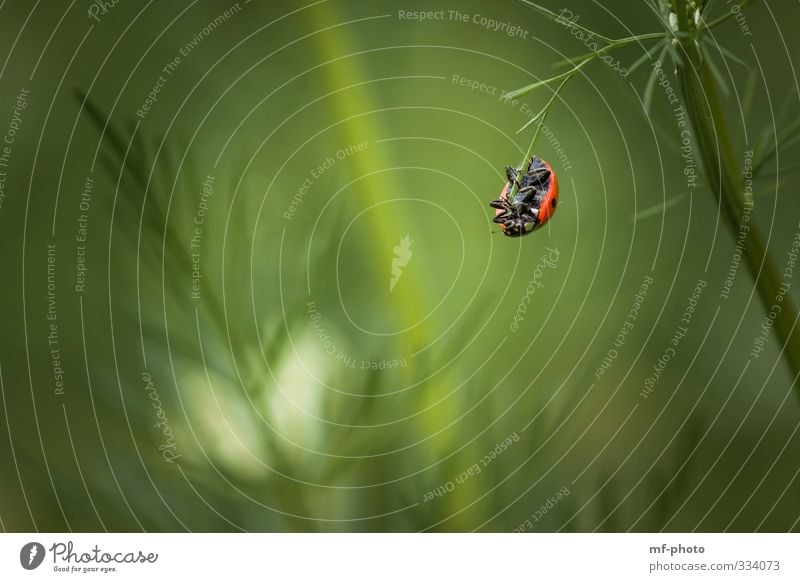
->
left=0, top=0, right=798, bottom=532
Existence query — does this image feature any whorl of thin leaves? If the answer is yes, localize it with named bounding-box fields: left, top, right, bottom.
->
left=508, top=0, right=800, bottom=399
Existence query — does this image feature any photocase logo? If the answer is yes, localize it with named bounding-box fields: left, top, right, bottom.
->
left=19, top=542, right=45, bottom=570
left=390, top=235, right=413, bottom=292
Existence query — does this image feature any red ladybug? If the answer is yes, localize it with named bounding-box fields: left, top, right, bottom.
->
left=489, top=156, right=559, bottom=237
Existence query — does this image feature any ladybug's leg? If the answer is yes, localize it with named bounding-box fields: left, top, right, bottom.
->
left=505, top=166, right=519, bottom=185
left=516, top=186, right=538, bottom=205
left=527, top=166, right=550, bottom=178
left=492, top=208, right=512, bottom=224
left=524, top=167, right=551, bottom=189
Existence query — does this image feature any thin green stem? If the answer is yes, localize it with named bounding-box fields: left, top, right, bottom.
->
left=514, top=74, right=572, bottom=182
left=753, top=116, right=800, bottom=177
left=505, top=33, right=669, bottom=102
left=702, top=0, right=754, bottom=29
left=502, top=56, right=593, bottom=102
left=516, top=0, right=617, bottom=43
left=632, top=191, right=692, bottom=221
left=552, top=32, right=670, bottom=68
left=516, top=74, right=573, bottom=135
left=626, top=38, right=669, bottom=77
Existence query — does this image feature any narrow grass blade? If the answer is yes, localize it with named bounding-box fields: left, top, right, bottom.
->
left=626, top=39, right=667, bottom=76
left=642, top=46, right=668, bottom=115
left=665, top=38, right=684, bottom=67
left=631, top=192, right=691, bottom=221
left=502, top=58, right=591, bottom=102
left=516, top=74, right=573, bottom=134
left=742, top=69, right=758, bottom=120
left=515, top=0, right=616, bottom=43
left=704, top=0, right=720, bottom=14
left=704, top=49, right=731, bottom=97
left=756, top=162, right=800, bottom=179
left=754, top=116, right=800, bottom=176
left=702, top=36, right=747, bottom=67
left=704, top=0, right=754, bottom=29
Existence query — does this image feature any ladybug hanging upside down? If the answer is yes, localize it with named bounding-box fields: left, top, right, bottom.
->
left=489, top=156, right=559, bottom=237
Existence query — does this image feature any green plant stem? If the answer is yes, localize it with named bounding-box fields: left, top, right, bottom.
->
left=672, top=0, right=800, bottom=396
left=516, top=0, right=617, bottom=43
left=517, top=77, right=569, bottom=160
left=552, top=32, right=670, bottom=68
left=508, top=73, right=574, bottom=199
left=702, top=0, right=754, bottom=30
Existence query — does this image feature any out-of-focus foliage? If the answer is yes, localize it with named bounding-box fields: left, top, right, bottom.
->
left=0, top=0, right=798, bottom=532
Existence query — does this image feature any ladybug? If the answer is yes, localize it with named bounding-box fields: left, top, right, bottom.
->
left=489, top=156, right=559, bottom=237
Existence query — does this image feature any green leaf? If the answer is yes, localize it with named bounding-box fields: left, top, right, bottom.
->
left=516, top=73, right=573, bottom=134
left=754, top=116, right=800, bottom=176
left=704, top=0, right=720, bottom=14
left=752, top=178, right=789, bottom=199
left=502, top=78, right=557, bottom=102
left=665, top=38, right=684, bottom=67
left=781, top=130, right=800, bottom=151
left=703, top=0, right=754, bottom=30
left=551, top=33, right=670, bottom=69
left=741, top=69, right=758, bottom=120
left=626, top=39, right=668, bottom=76
left=702, top=36, right=747, bottom=67
left=515, top=0, right=616, bottom=43
left=642, top=46, right=669, bottom=114
left=704, top=49, right=731, bottom=97
left=501, top=58, right=592, bottom=102
left=756, top=162, right=800, bottom=179
left=631, top=191, right=691, bottom=221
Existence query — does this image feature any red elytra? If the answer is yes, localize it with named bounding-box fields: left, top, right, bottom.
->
left=534, top=158, right=559, bottom=227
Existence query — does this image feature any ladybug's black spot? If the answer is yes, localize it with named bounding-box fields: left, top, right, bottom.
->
left=552, top=199, right=557, bottom=207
